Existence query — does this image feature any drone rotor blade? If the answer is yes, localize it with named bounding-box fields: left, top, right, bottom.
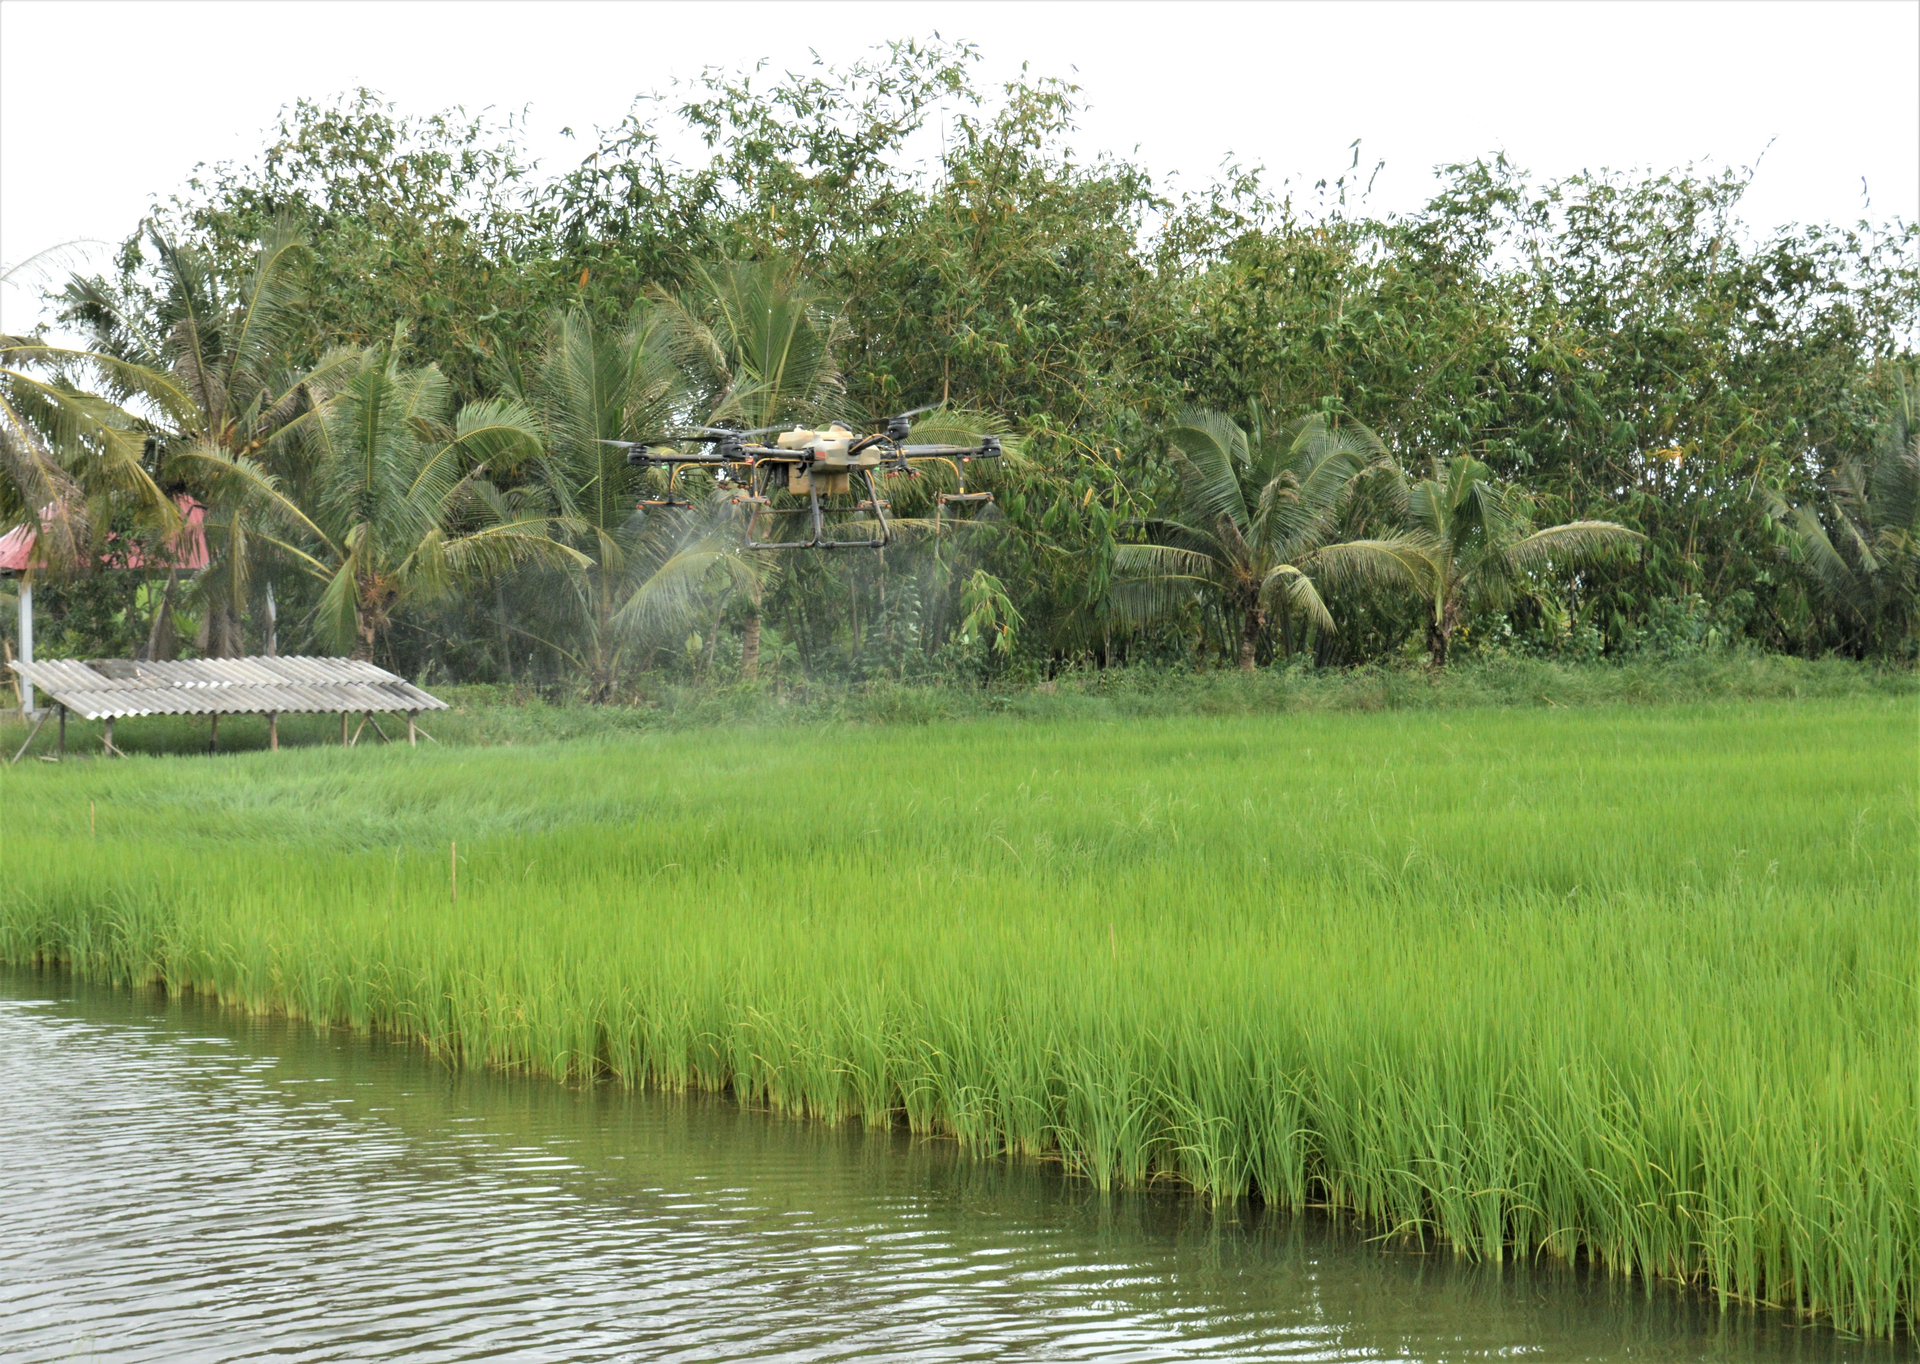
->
left=856, top=403, right=942, bottom=429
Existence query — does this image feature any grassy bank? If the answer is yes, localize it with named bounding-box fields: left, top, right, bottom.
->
left=1, top=696, right=1914, bottom=1334
left=4, top=650, right=1911, bottom=757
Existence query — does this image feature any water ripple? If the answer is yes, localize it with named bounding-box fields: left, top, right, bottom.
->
left=0, top=981, right=1884, bottom=1363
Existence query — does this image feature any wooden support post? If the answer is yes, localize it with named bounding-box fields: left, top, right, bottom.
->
left=103, top=716, right=114, bottom=757
left=268, top=712, right=279, bottom=752
left=208, top=712, right=219, bottom=754
left=7, top=707, right=47, bottom=765
left=57, top=704, right=65, bottom=756
left=407, top=710, right=417, bottom=747
left=341, top=712, right=350, bottom=746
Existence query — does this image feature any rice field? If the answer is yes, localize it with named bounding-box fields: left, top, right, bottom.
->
left=1, top=697, right=1913, bottom=1335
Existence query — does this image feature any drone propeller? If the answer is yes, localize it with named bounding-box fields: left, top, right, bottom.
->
left=605, top=425, right=781, bottom=446
left=836, top=403, right=945, bottom=445
left=861, top=403, right=939, bottom=426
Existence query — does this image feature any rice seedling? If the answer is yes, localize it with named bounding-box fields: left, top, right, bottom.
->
left=0, top=697, right=1912, bottom=1334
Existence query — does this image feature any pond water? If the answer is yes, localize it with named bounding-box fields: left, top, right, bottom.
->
left=0, top=970, right=1892, bottom=1363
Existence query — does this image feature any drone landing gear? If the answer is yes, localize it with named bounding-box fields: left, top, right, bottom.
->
left=744, top=468, right=893, bottom=550
left=933, top=457, right=996, bottom=532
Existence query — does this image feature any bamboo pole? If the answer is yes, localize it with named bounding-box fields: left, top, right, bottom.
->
left=407, top=710, right=417, bottom=747
left=268, top=712, right=278, bottom=751
left=341, top=712, right=350, bottom=746
left=208, top=713, right=219, bottom=754
left=102, top=716, right=114, bottom=757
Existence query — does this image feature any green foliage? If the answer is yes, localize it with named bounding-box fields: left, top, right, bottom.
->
left=1766, top=370, right=1920, bottom=657
left=1113, top=408, right=1390, bottom=668
left=1311, top=456, right=1645, bottom=667
left=2, top=43, right=1914, bottom=684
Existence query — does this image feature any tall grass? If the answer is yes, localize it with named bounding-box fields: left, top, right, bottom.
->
left=2, top=651, right=1908, bottom=757
left=2, top=697, right=1913, bottom=1334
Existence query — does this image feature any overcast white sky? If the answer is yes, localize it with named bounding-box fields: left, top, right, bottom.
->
left=3, top=0, right=1916, bottom=333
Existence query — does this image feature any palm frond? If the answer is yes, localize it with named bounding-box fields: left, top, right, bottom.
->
left=1302, top=536, right=1439, bottom=594
left=1261, top=563, right=1337, bottom=634
left=1503, top=520, right=1645, bottom=573
left=1164, top=409, right=1251, bottom=534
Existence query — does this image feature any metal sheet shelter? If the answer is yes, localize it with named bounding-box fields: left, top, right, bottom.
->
left=6, top=656, right=447, bottom=756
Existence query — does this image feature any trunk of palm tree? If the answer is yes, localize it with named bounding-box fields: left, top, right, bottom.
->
left=1238, top=602, right=1265, bottom=671
left=495, top=581, right=513, bottom=682
left=740, top=601, right=762, bottom=680
left=352, top=581, right=380, bottom=662
left=140, top=571, right=179, bottom=661
left=213, top=602, right=240, bottom=658
left=588, top=574, right=614, bottom=703
left=1426, top=591, right=1459, bottom=669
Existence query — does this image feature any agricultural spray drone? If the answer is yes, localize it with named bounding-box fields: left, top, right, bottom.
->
left=601, top=405, right=1002, bottom=550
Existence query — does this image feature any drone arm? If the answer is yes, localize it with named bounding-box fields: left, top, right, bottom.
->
left=900, top=438, right=1003, bottom=459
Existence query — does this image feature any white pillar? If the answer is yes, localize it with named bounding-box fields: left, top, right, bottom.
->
left=17, top=576, right=33, bottom=715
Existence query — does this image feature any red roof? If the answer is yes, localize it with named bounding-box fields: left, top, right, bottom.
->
left=0, top=497, right=210, bottom=573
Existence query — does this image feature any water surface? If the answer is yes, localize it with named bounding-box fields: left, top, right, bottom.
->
left=0, top=970, right=1888, bottom=1362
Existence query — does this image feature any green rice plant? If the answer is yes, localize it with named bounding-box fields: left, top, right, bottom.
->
left=0, top=697, right=1913, bottom=1334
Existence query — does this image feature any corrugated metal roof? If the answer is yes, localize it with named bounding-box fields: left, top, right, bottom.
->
left=7, top=657, right=449, bottom=720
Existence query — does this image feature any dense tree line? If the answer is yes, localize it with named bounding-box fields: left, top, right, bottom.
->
left=3, top=41, right=1914, bottom=692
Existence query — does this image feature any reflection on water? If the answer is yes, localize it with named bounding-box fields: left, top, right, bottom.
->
left=0, top=970, right=1891, bottom=1363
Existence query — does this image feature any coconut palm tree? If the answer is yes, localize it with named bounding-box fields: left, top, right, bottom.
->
left=500, top=307, right=689, bottom=698
left=650, top=257, right=851, bottom=678
left=1310, top=456, right=1643, bottom=668
left=53, top=220, right=359, bottom=652
left=1767, top=377, right=1919, bottom=654
left=183, top=338, right=585, bottom=658
left=1110, top=406, right=1391, bottom=669
left=2, top=245, right=192, bottom=575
